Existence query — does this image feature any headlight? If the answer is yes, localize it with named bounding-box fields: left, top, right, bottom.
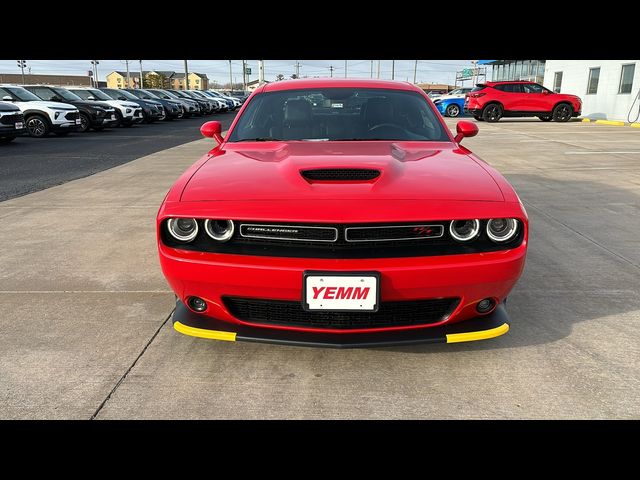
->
left=167, top=218, right=199, bottom=242
left=486, top=218, right=518, bottom=243
left=204, top=219, right=234, bottom=242
left=449, top=219, right=480, bottom=242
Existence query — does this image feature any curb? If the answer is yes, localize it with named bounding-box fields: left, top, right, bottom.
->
left=581, top=118, right=639, bottom=127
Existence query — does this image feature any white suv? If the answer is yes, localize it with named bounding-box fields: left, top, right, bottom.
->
left=0, top=85, right=81, bottom=137
left=67, top=87, right=143, bottom=127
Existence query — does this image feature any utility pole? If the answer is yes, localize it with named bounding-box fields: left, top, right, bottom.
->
left=228, top=60, right=233, bottom=91
left=91, top=60, right=99, bottom=87
left=391, top=60, right=395, bottom=80
left=377, top=60, right=381, bottom=79
left=471, top=60, right=478, bottom=87
left=370, top=60, right=373, bottom=78
left=329, top=65, right=334, bottom=78
left=17, top=60, right=26, bottom=84
left=413, top=60, right=418, bottom=84
left=139, top=60, right=144, bottom=89
left=125, top=60, right=130, bottom=88
left=242, top=60, right=247, bottom=91
left=294, top=61, right=301, bottom=78
left=184, top=60, right=189, bottom=90
left=258, top=60, right=264, bottom=84
left=344, top=60, right=347, bottom=78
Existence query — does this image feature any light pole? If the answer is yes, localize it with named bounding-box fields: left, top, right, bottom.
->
left=139, top=60, right=143, bottom=88
left=344, top=60, right=347, bottom=78
left=370, top=60, right=373, bottom=78
left=125, top=60, right=130, bottom=88
left=228, top=60, right=233, bottom=91
left=184, top=60, right=189, bottom=90
left=329, top=65, right=334, bottom=78
left=242, top=60, right=247, bottom=91
left=17, top=60, right=26, bottom=84
left=391, top=60, right=395, bottom=80
left=377, top=60, right=381, bottom=79
left=413, top=60, right=418, bottom=84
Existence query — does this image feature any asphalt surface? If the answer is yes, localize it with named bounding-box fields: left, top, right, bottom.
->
left=0, top=112, right=237, bottom=202
left=1, top=116, right=639, bottom=419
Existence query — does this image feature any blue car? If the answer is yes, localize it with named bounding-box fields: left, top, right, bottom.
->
left=432, top=88, right=472, bottom=117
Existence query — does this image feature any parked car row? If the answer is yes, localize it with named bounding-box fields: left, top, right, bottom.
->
left=430, top=81, right=583, bottom=123
left=0, top=84, right=246, bottom=142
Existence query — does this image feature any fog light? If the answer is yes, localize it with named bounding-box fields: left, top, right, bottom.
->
left=476, top=298, right=495, bottom=314
left=187, top=296, right=207, bottom=312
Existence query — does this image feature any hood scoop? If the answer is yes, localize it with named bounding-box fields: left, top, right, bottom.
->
left=301, top=168, right=381, bottom=183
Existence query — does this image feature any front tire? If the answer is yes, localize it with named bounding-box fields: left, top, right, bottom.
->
left=552, top=103, right=573, bottom=122
left=446, top=104, right=461, bottom=117
left=482, top=104, right=503, bottom=122
left=78, top=113, right=91, bottom=133
left=25, top=114, right=50, bottom=138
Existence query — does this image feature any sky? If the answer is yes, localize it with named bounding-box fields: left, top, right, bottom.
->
left=0, top=59, right=476, bottom=86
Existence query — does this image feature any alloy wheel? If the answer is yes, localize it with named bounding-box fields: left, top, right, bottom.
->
left=27, top=118, right=46, bottom=137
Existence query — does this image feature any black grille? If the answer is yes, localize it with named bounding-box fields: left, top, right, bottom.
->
left=240, top=223, right=337, bottom=242
left=64, top=111, right=79, bottom=121
left=161, top=219, right=525, bottom=259
left=0, top=113, right=24, bottom=125
left=346, top=225, right=443, bottom=242
left=223, top=296, right=459, bottom=330
left=301, top=169, right=380, bottom=181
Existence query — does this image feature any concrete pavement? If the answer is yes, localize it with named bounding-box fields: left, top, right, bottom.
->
left=1, top=119, right=639, bottom=419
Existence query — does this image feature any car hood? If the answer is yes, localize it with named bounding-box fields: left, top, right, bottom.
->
left=181, top=141, right=505, bottom=202
left=19, top=100, right=76, bottom=110
left=0, top=102, right=20, bottom=112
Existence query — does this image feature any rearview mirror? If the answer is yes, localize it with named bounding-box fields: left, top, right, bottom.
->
left=2, top=95, right=13, bottom=101
left=454, top=120, right=478, bottom=144
left=201, top=121, right=224, bottom=144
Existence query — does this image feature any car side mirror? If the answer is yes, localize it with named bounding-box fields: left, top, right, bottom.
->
left=87, top=95, right=95, bottom=100
left=201, top=121, right=224, bottom=144
left=454, top=120, right=478, bottom=144
left=543, top=90, right=551, bottom=95
left=2, top=95, right=13, bottom=101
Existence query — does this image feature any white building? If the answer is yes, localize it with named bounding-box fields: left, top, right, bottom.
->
left=543, top=60, right=639, bottom=122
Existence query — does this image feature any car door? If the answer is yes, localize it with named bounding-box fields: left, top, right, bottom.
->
left=520, top=83, right=550, bottom=112
left=494, top=83, right=522, bottom=111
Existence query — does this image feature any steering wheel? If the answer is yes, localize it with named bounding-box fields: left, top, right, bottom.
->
left=367, top=123, right=407, bottom=136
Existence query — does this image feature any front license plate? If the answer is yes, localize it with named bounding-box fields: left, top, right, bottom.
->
left=15, top=122, right=23, bottom=129
left=303, top=271, right=380, bottom=311
left=75, top=119, right=81, bottom=124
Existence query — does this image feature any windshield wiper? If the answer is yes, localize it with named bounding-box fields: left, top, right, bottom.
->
left=237, top=137, right=282, bottom=142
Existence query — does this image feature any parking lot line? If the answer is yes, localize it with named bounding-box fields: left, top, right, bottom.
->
left=564, top=150, right=640, bottom=154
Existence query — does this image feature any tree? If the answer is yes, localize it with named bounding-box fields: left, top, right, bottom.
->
left=275, top=74, right=285, bottom=81
left=291, top=74, right=298, bottom=79
left=143, top=72, right=168, bottom=89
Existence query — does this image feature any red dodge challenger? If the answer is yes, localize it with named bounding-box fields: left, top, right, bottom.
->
left=157, top=79, right=528, bottom=347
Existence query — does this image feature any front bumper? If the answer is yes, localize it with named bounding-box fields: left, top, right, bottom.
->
left=51, top=121, right=81, bottom=132
left=0, top=124, right=26, bottom=136
left=464, top=107, right=482, bottom=116
left=172, top=299, right=511, bottom=347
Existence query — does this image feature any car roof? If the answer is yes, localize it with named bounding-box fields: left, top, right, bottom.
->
left=485, top=81, right=537, bottom=85
left=261, top=78, right=420, bottom=93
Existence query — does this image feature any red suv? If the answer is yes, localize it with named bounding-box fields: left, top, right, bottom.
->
left=464, top=81, right=582, bottom=123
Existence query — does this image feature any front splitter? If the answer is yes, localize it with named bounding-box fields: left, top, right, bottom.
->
left=171, top=300, right=510, bottom=348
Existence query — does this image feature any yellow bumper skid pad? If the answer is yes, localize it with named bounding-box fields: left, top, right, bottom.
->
left=171, top=300, right=511, bottom=348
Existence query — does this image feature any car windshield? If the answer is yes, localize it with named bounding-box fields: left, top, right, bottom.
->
left=1, top=86, right=41, bottom=101
left=102, top=89, right=138, bottom=101
left=227, top=87, right=449, bottom=142
left=148, top=89, right=172, bottom=99
left=207, top=91, right=222, bottom=97
left=72, top=89, right=112, bottom=101
left=52, top=88, right=83, bottom=101
left=138, top=89, right=160, bottom=99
